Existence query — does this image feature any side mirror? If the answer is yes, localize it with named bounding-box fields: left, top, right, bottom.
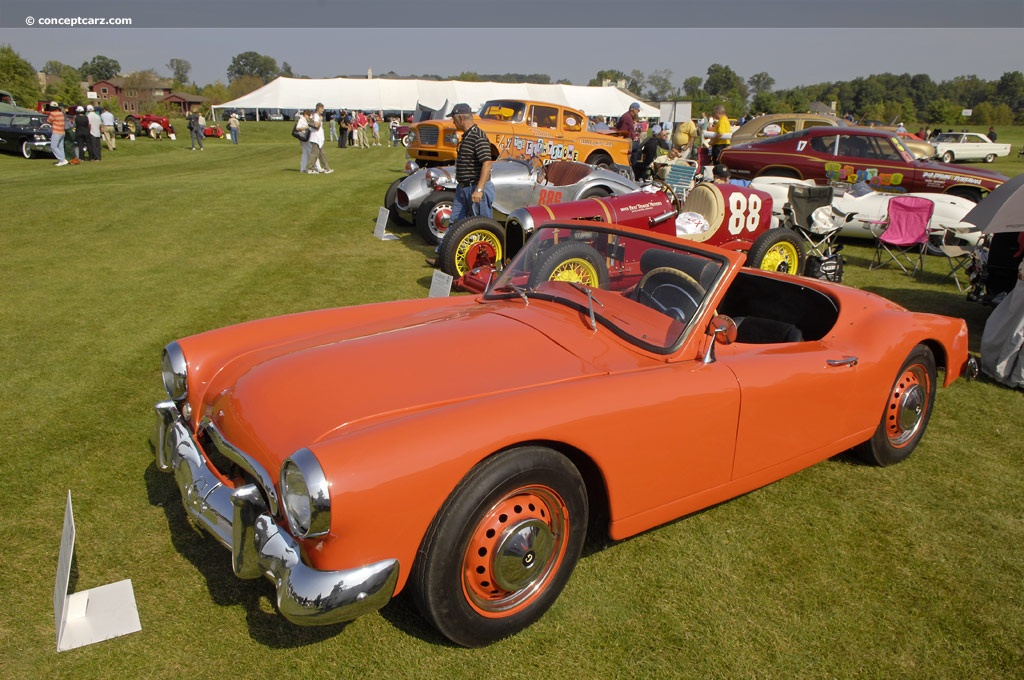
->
left=704, top=314, right=738, bottom=364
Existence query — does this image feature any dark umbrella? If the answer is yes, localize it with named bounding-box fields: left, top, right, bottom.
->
left=962, top=173, right=1024, bottom=234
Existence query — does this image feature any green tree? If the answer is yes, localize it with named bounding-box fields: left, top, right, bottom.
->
left=42, top=60, right=73, bottom=76
left=44, top=66, right=86, bottom=105
left=747, top=72, right=775, bottom=96
left=201, top=81, right=231, bottom=105
left=682, top=76, right=703, bottom=98
left=588, top=69, right=628, bottom=87
left=994, top=70, right=1024, bottom=111
left=228, top=74, right=265, bottom=100
left=280, top=62, right=295, bottom=78
left=645, top=69, right=679, bottom=100
left=704, top=63, right=741, bottom=97
left=79, top=55, right=121, bottom=81
left=167, top=58, right=191, bottom=85
left=926, top=98, right=963, bottom=126
left=227, top=52, right=278, bottom=84
left=0, top=44, right=41, bottom=107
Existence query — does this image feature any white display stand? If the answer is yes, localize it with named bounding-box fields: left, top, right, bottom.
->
left=54, top=491, right=141, bottom=652
left=429, top=270, right=453, bottom=297
left=373, top=207, right=399, bottom=241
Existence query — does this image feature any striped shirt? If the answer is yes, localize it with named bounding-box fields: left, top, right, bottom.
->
left=455, top=124, right=491, bottom=185
left=47, top=110, right=65, bottom=135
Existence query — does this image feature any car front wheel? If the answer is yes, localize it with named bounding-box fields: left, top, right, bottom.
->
left=412, top=446, right=588, bottom=647
left=440, top=216, right=506, bottom=277
left=941, top=151, right=955, bottom=163
left=415, top=192, right=453, bottom=245
left=527, top=241, right=610, bottom=289
left=854, top=345, right=936, bottom=466
left=384, top=177, right=412, bottom=227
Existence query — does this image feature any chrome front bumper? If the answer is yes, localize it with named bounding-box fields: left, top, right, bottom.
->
left=152, top=401, right=400, bottom=626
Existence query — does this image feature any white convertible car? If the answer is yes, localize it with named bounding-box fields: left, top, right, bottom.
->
left=749, top=177, right=982, bottom=246
left=932, top=132, right=1011, bottom=164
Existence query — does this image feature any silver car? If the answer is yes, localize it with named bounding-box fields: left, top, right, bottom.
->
left=385, top=159, right=639, bottom=245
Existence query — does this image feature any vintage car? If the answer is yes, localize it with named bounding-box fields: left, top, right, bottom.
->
left=124, top=113, right=176, bottom=137
left=387, top=159, right=639, bottom=244
left=932, top=132, right=1012, bottom=164
left=0, top=107, right=53, bottom=159
left=720, top=127, right=1007, bottom=204
left=152, top=221, right=974, bottom=647
left=405, top=99, right=633, bottom=171
left=748, top=176, right=982, bottom=245
left=731, top=114, right=935, bottom=160
left=449, top=179, right=806, bottom=289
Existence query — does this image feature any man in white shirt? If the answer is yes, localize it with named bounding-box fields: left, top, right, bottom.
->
left=304, top=103, right=333, bottom=174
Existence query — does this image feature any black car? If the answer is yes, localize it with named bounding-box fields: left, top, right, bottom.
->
left=0, top=108, right=53, bottom=159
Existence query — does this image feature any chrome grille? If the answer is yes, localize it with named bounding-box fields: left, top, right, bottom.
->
left=417, top=125, right=440, bottom=146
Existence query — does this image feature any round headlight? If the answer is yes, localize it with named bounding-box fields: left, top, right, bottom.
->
left=161, top=341, right=188, bottom=401
left=280, top=448, right=331, bottom=538
left=446, top=132, right=459, bottom=145
left=425, top=167, right=444, bottom=187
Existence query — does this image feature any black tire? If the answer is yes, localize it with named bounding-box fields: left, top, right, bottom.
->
left=527, top=241, right=610, bottom=289
left=439, top=216, right=506, bottom=277
left=125, top=115, right=141, bottom=136
left=854, top=345, right=937, bottom=467
left=585, top=153, right=613, bottom=169
left=941, top=150, right=954, bottom=163
left=984, top=153, right=996, bottom=163
left=746, top=229, right=806, bottom=275
left=384, top=177, right=412, bottom=227
left=636, top=267, right=706, bottom=323
left=412, top=446, right=587, bottom=647
left=578, top=186, right=611, bottom=199
left=20, top=140, right=32, bottom=159
left=947, top=186, right=982, bottom=204
left=415, top=192, right=454, bottom=245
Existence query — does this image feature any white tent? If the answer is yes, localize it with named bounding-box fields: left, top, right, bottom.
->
left=212, top=77, right=660, bottom=120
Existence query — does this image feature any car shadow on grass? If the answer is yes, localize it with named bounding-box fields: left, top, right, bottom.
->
left=143, top=460, right=353, bottom=647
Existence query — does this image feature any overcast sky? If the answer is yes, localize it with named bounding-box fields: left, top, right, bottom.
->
left=2, top=0, right=1022, bottom=92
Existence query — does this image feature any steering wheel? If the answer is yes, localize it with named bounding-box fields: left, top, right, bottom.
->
left=651, top=179, right=680, bottom=209
left=636, top=267, right=706, bottom=323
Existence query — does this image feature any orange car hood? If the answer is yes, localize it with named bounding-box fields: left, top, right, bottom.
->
left=205, top=303, right=604, bottom=464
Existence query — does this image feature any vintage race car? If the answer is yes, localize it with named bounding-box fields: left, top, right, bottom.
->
left=386, top=159, right=639, bottom=244
left=721, top=126, right=1007, bottom=204
left=406, top=99, right=632, bottom=171
left=152, top=222, right=974, bottom=647
left=932, top=132, right=1012, bottom=164
left=450, top=179, right=806, bottom=290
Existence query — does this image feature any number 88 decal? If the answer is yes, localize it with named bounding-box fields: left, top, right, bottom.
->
left=727, top=193, right=762, bottom=235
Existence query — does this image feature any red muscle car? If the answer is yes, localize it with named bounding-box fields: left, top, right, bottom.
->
left=720, top=126, right=1006, bottom=204
left=152, top=222, right=973, bottom=647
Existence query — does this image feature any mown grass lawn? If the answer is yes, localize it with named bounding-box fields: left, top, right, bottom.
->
left=1, top=122, right=1022, bottom=678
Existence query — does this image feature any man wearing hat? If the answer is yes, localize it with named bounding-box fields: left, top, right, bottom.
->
left=45, top=102, right=68, bottom=166
left=426, top=103, right=493, bottom=267
left=632, top=124, right=671, bottom=181
left=86, top=104, right=102, bottom=161
left=615, top=102, right=642, bottom=143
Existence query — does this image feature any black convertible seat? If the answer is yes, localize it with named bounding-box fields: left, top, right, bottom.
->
left=733, top=316, right=804, bottom=344
left=639, top=249, right=722, bottom=290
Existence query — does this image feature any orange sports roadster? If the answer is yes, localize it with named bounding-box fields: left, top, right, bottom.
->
left=152, top=222, right=974, bottom=647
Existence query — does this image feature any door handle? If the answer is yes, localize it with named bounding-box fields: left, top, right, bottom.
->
left=827, top=356, right=859, bottom=367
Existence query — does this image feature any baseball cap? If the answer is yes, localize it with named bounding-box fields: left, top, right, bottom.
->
left=49, top=100, right=58, bottom=107
left=630, top=102, right=641, bottom=110
left=650, top=125, right=662, bottom=135
left=76, top=106, right=84, bottom=112
left=713, top=163, right=731, bottom=180
left=448, top=103, right=473, bottom=117
left=86, top=105, right=94, bottom=111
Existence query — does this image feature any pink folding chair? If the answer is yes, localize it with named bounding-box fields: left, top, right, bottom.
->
left=867, top=196, right=935, bottom=277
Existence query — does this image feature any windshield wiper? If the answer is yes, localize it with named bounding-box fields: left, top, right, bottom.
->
left=491, top=282, right=529, bottom=306
left=569, top=282, right=604, bottom=331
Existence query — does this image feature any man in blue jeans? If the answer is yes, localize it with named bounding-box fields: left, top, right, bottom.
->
left=426, top=102, right=494, bottom=267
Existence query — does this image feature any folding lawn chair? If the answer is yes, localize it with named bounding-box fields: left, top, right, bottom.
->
left=782, top=184, right=844, bottom=281
left=930, top=224, right=988, bottom=292
left=867, top=195, right=934, bottom=277
left=663, top=161, right=698, bottom=203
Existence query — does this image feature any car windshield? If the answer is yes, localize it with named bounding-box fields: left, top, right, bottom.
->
left=480, top=100, right=526, bottom=123
left=483, top=224, right=728, bottom=353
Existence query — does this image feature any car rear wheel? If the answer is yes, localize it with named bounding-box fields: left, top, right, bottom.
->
left=746, top=229, right=805, bottom=275
left=941, top=151, right=955, bottom=163
left=412, top=446, right=587, bottom=647
left=527, top=241, right=610, bottom=289
left=440, top=216, right=506, bottom=277
left=20, top=140, right=33, bottom=159
left=384, top=177, right=412, bottom=227
left=416, top=192, right=454, bottom=245
left=585, top=152, right=612, bottom=169
left=579, top=186, right=611, bottom=199
left=759, top=168, right=800, bottom=179
left=125, top=115, right=141, bottom=136
left=984, top=153, right=996, bottom=163
left=947, top=186, right=982, bottom=204
left=854, top=345, right=936, bottom=467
